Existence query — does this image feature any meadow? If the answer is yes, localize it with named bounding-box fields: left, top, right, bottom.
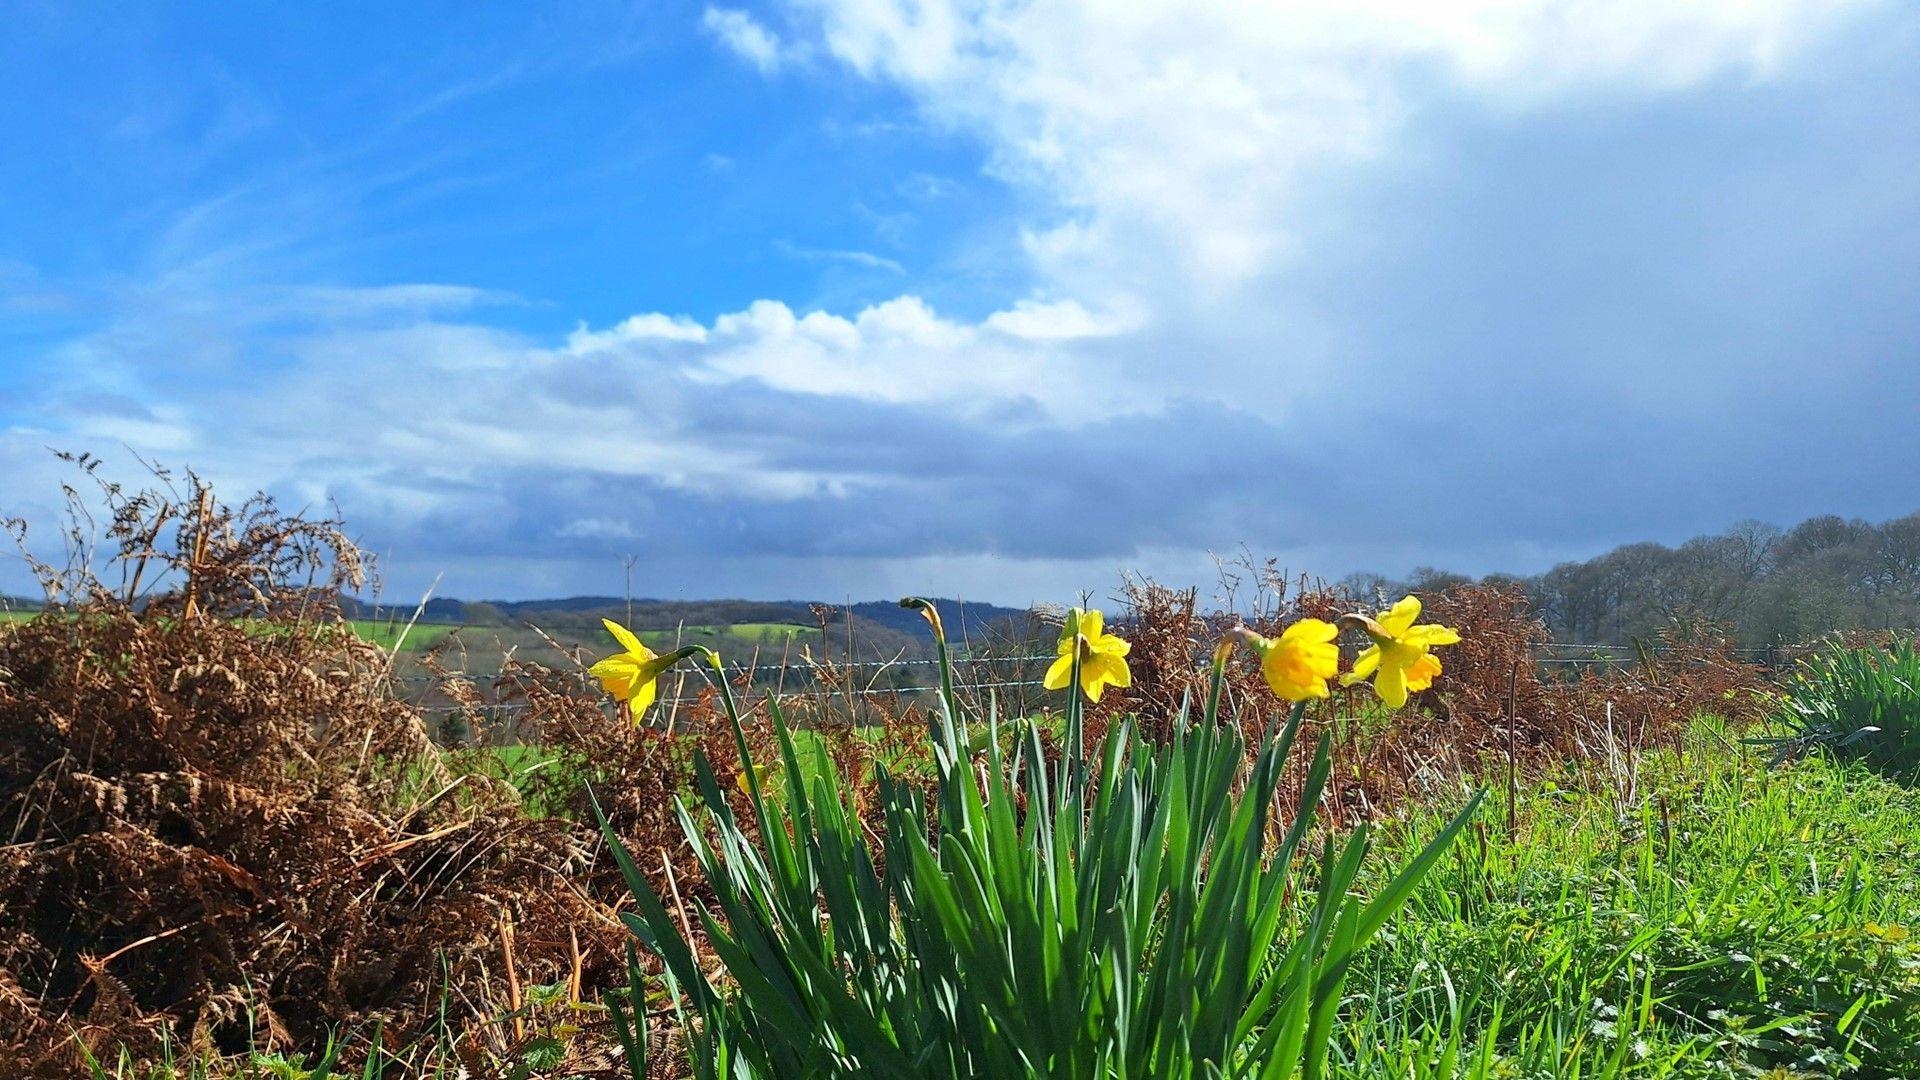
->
left=3, top=480, right=1917, bottom=1079
left=309, top=618, right=804, bottom=654
left=342, top=618, right=460, bottom=651
left=2, top=610, right=811, bottom=654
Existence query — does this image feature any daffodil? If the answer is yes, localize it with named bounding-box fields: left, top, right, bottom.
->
left=1866, top=921, right=1910, bottom=944
left=1043, top=607, right=1132, bottom=703
left=1241, top=619, right=1341, bottom=702
left=1338, top=595, right=1461, bottom=708
left=589, top=618, right=678, bottom=718
left=735, top=761, right=772, bottom=796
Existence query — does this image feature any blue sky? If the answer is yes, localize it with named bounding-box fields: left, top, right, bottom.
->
left=4, top=0, right=1919, bottom=605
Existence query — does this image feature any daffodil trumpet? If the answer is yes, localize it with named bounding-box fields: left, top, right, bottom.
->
left=1227, top=620, right=1342, bottom=703
left=1336, top=595, right=1461, bottom=709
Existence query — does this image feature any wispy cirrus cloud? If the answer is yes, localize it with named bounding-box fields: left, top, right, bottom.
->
left=773, top=239, right=905, bottom=275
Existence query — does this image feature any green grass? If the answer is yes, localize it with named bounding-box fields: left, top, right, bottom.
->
left=1336, top=718, right=1920, bottom=1077
left=0, top=609, right=458, bottom=653
left=726, top=621, right=815, bottom=641
left=633, top=621, right=814, bottom=646
left=344, top=618, right=459, bottom=651
left=66, top=714, right=1920, bottom=1076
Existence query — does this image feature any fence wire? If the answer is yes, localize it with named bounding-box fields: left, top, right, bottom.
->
left=398, top=638, right=1785, bottom=717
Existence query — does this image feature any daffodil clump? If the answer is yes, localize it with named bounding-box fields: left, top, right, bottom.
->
left=591, top=596, right=1464, bottom=720
left=594, top=594, right=1484, bottom=1079
left=1039, top=595, right=1460, bottom=711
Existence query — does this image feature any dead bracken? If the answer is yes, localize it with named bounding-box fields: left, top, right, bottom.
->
left=0, top=460, right=622, bottom=1074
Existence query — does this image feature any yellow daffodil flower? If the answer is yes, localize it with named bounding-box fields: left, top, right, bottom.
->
left=1043, top=607, right=1132, bottom=703
left=588, top=618, right=678, bottom=718
left=1338, top=595, right=1461, bottom=708
left=1242, top=619, right=1341, bottom=702
left=735, top=762, right=772, bottom=796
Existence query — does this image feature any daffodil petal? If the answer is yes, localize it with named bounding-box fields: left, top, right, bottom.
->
left=1375, top=661, right=1409, bottom=708
left=1380, top=596, right=1422, bottom=637
left=1263, top=645, right=1332, bottom=700
left=1058, top=607, right=1088, bottom=649
left=1347, top=645, right=1382, bottom=681
left=1405, top=624, right=1461, bottom=647
left=1404, top=652, right=1443, bottom=693
left=602, top=618, right=646, bottom=655
left=1281, top=618, right=1338, bottom=644
left=589, top=656, right=643, bottom=698
left=631, top=674, right=658, bottom=715
left=588, top=655, right=641, bottom=680
left=1043, top=652, right=1075, bottom=692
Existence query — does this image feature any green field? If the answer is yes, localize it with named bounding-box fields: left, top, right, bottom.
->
left=636, top=621, right=814, bottom=645
left=0, top=610, right=462, bottom=653
left=345, top=618, right=460, bottom=651
left=2, top=606, right=817, bottom=656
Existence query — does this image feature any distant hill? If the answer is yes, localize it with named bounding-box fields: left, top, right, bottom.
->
left=843, top=599, right=1037, bottom=644
left=341, top=594, right=1036, bottom=653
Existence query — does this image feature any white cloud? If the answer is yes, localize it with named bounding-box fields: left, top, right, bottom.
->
left=275, top=283, right=515, bottom=320
left=983, top=298, right=1133, bottom=342
left=566, top=312, right=710, bottom=351
left=702, top=7, right=800, bottom=75
left=798, top=0, right=1875, bottom=308
left=565, top=295, right=1110, bottom=414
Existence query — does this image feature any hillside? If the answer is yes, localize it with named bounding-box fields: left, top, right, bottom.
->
left=347, top=594, right=1030, bottom=646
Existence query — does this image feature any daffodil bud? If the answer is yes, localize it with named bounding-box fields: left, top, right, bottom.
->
left=900, top=596, right=947, bottom=645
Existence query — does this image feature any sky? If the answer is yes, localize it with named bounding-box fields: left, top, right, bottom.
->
left=3, top=0, right=1919, bottom=606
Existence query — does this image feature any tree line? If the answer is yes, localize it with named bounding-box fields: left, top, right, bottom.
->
left=1344, top=511, right=1920, bottom=647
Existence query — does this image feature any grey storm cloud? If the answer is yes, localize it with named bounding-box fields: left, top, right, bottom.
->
left=321, top=394, right=1307, bottom=564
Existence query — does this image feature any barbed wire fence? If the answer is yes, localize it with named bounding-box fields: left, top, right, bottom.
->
left=394, top=638, right=1797, bottom=732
